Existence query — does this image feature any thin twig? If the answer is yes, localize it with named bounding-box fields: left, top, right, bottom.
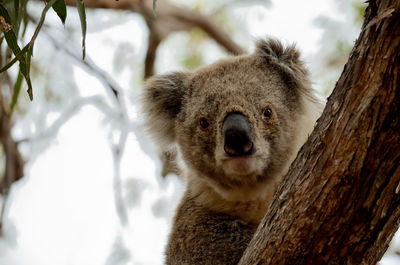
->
left=40, top=25, right=134, bottom=226
left=44, top=32, right=121, bottom=101
left=0, top=190, right=9, bottom=237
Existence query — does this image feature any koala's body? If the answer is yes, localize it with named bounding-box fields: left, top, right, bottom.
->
left=142, top=39, right=323, bottom=265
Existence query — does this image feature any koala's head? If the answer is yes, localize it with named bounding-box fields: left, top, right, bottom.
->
left=142, top=39, right=322, bottom=199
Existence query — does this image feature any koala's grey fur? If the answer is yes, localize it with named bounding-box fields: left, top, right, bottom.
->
left=142, top=38, right=323, bottom=265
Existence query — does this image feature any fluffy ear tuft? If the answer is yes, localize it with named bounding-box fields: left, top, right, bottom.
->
left=256, top=38, right=301, bottom=65
left=141, top=72, right=188, bottom=148
left=255, top=38, right=312, bottom=95
left=256, top=38, right=323, bottom=120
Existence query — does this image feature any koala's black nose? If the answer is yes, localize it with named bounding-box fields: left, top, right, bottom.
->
left=222, top=112, right=254, bottom=157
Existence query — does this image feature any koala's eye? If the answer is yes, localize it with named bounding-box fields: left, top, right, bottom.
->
left=199, top=118, right=210, bottom=130
left=262, top=107, right=273, bottom=120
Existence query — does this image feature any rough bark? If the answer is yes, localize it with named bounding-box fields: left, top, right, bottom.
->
left=239, top=1, right=400, bottom=264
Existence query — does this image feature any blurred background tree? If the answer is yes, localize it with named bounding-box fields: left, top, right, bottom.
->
left=0, top=0, right=398, bottom=265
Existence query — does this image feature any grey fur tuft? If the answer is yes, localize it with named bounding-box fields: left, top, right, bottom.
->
left=255, top=38, right=316, bottom=101
left=256, top=38, right=301, bottom=64
left=141, top=72, right=188, bottom=148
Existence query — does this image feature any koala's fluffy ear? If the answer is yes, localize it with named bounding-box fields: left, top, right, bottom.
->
left=256, top=38, right=324, bottom=135
left=141, top=72, right=188, bottom=148
left=255, top=38, right=311, bottom=94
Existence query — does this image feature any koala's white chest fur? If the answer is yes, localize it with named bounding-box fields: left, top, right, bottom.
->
left=188, top=175, right=281, bottom=224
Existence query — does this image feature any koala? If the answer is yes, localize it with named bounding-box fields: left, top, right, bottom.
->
left=142, top=38, right=323, bottom=265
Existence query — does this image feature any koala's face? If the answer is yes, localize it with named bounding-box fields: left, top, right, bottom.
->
left=143, top=39, right=321, bottom=196
left=175, top=55, right=301, bottom=189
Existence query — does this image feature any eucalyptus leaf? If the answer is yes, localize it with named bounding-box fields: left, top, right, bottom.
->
left=0, top=44, right=29, bottom=73
left=76, top=0, right=86, bottom=60
left=0, top=4, right=32, bottom=100
left=1, top=0, right=19, bottom=33
left=24, top=0, right=58, bottom=100
left=0, top=4, right=21, bottom=56
left=21, top=10, right=28, bottom=37
left=25, top=46, right=32, bottom=100
left=52, top=0, right=67, bottom=25
left=14, top=0, right=19, bottom=22
left=10, top=70, right=23, bottom=116
left=29, top=0, right=58, bottom=49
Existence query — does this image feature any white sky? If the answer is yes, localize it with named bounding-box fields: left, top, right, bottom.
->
left=0, top=1, right=399, bottom=265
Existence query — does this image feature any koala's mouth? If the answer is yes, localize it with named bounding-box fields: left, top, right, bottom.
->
left=222, top=155, right=260, bottom=176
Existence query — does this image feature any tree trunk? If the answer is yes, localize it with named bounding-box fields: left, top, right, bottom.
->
left=239, top=1, right=400, bottom=264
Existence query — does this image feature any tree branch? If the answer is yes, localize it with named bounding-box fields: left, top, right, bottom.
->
left=60, top=0, right=244, bottom=75
left=42, top=30, right=133, bottom=226
left=168, top=7, right=243, bottom=55
left=144, top=25, right=161, bottom=78
left=0, top=109, right=24, bottom=236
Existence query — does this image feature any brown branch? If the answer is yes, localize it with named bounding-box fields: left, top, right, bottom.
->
left=144, top=25, right=161, bottom=78
left=0, top=119, right=23, bottom=195
left=62, top=0, right=243, bottom=53
left=168, top=7, right=244, bottom=55
left=60, top=0, right=244, bottom=77
left=239, top=1, right=400, bottom=264
left=63, top=0, right=140, bottom=9
left=0, top=110, right=24, bottom=236
left=0, top=110, right=24, bottom=196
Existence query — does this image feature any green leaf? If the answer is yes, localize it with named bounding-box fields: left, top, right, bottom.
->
left=0, top=43, right=29, bottom=73
left=76, top=0, right=86, bottom=60
left=25, top=0, right=58, bottom=100
left=21, top=9, right=28, bottom=37
left=1, top=0, right=60, bottom=101
left=52, top=0, right=67, bottom=25
left=0, top=4, right=32, bottom=99
left=23, top=45, right=32, bottom=100
left=29, top=0, right=58, bottom=49
left=1, top=0, right=19, bottom=33
left=10, top=69, right=23, bottom=116
left=0, top=4, right=21, bottom=56
left=14, top=0, right=19, bottom=22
